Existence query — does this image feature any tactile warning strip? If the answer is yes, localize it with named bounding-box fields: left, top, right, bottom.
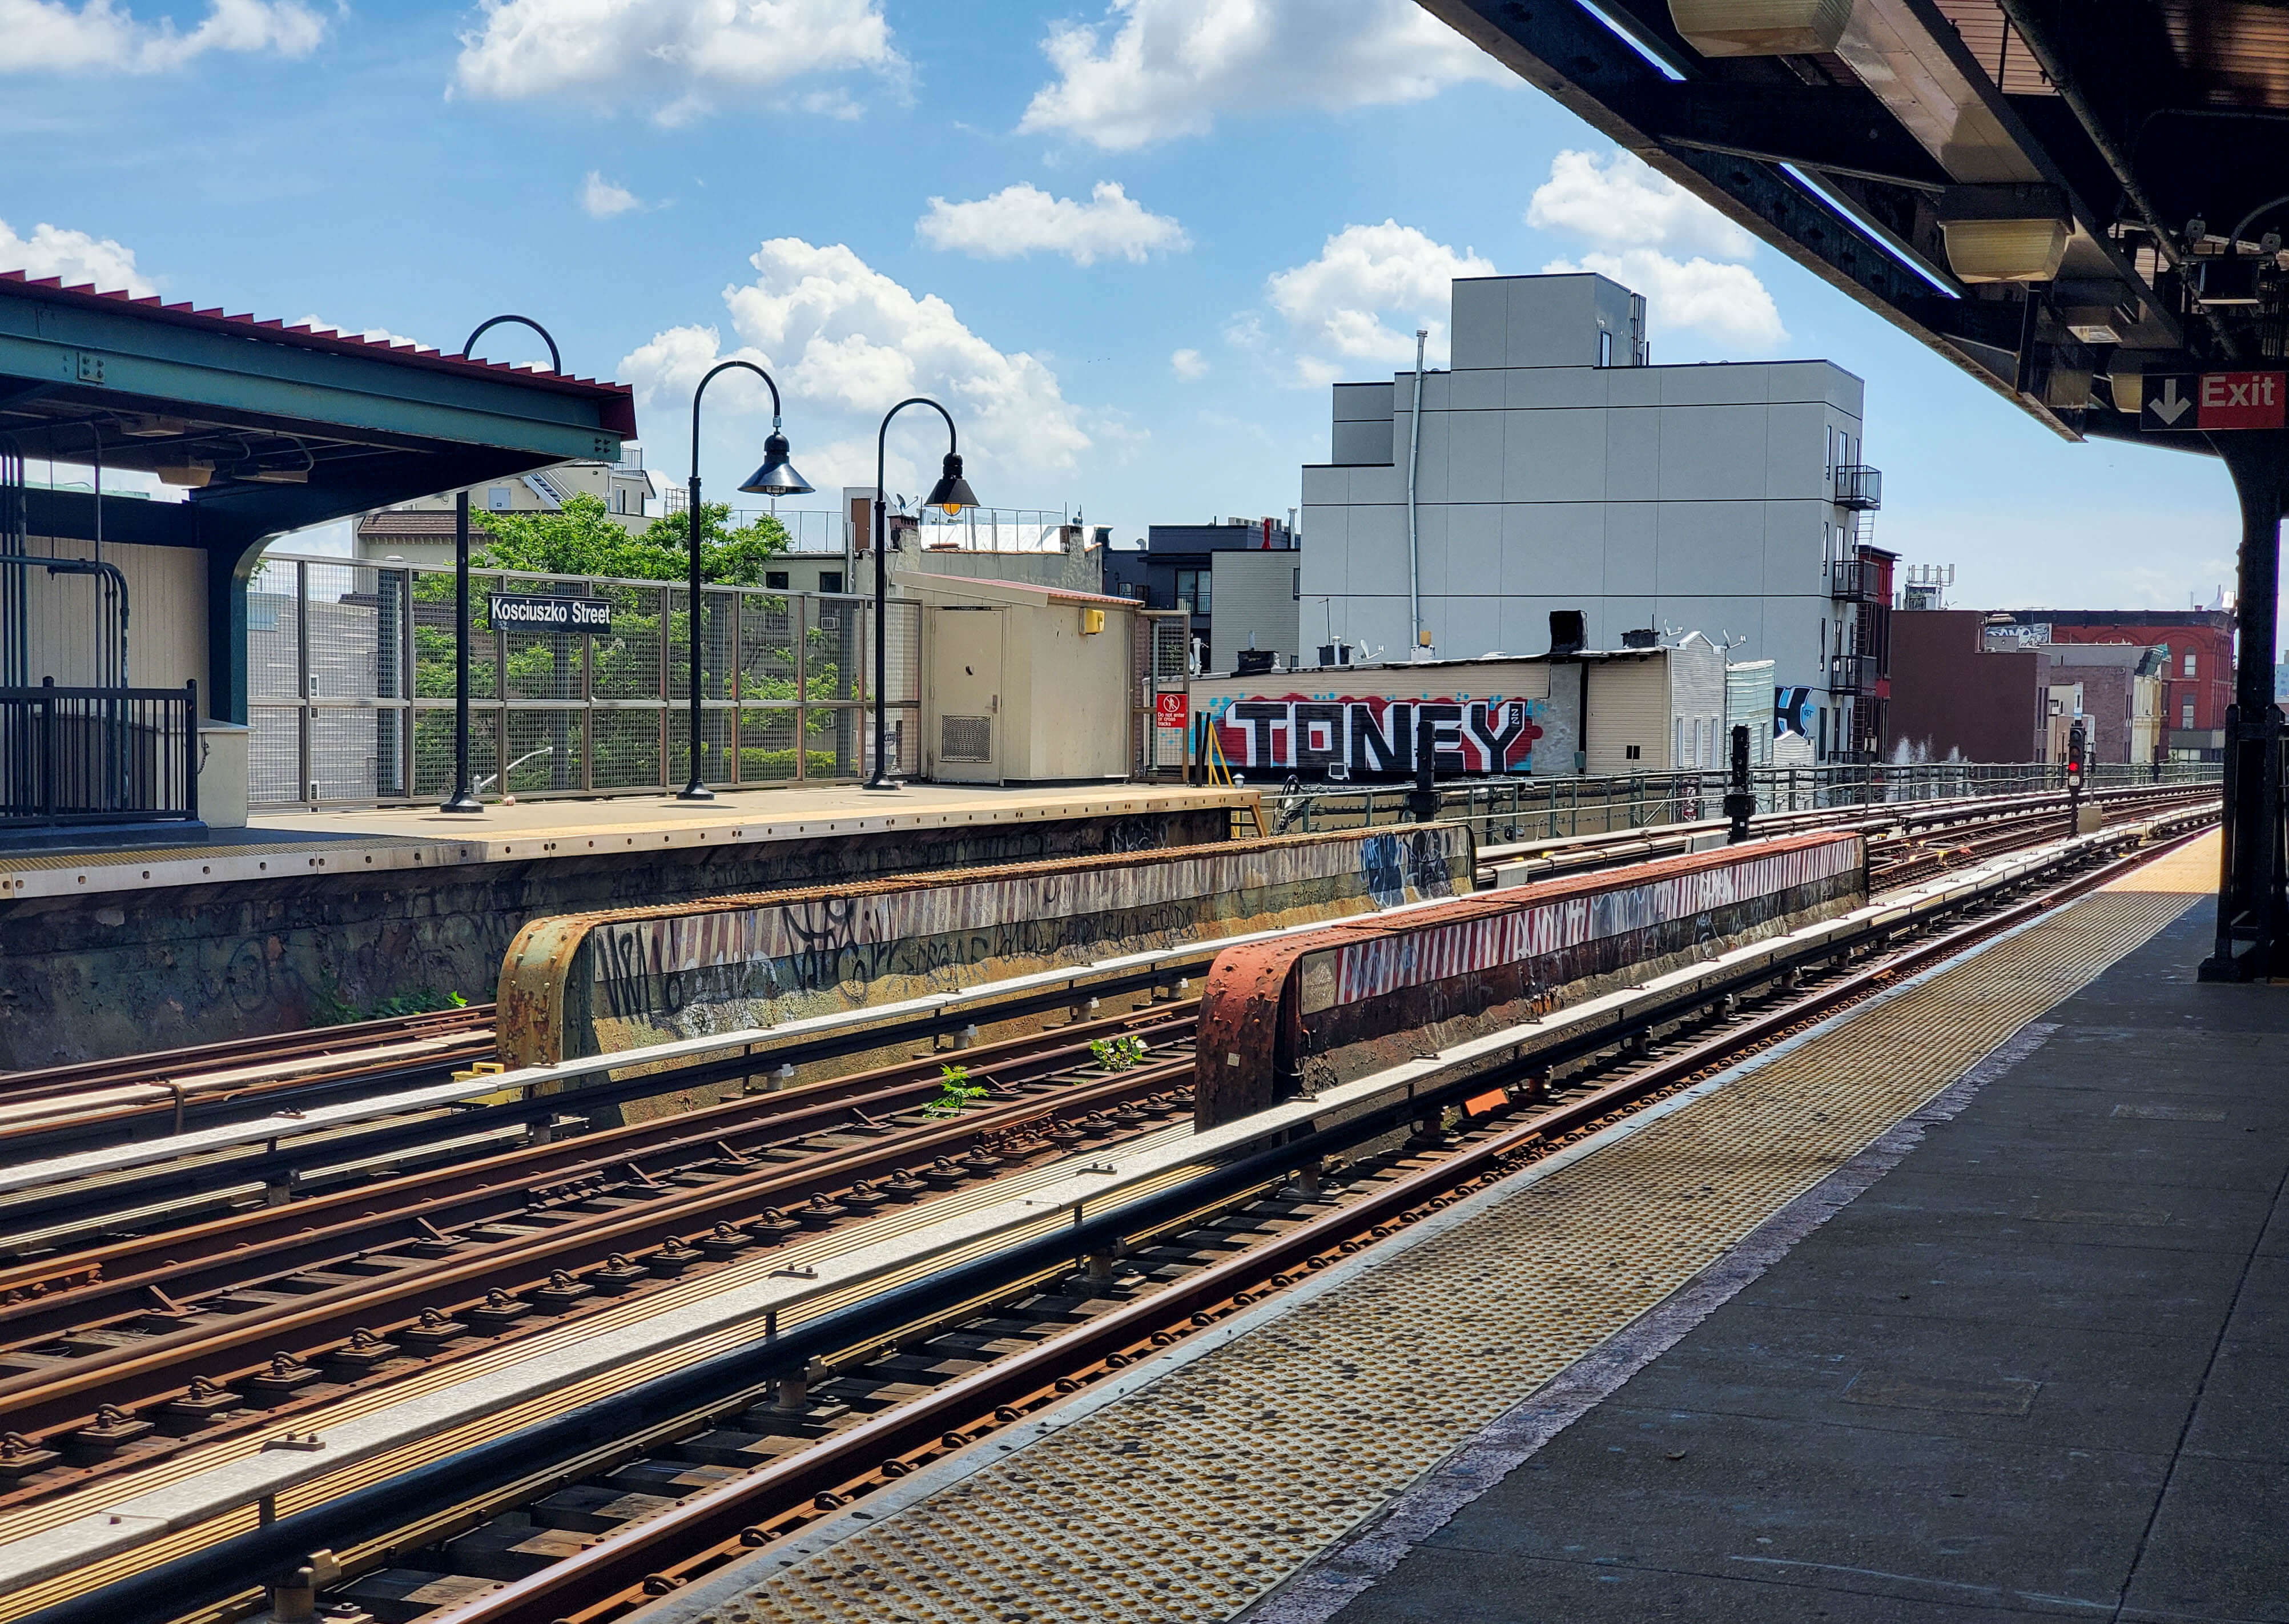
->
left=663, top=884, right=2206, bottom=1624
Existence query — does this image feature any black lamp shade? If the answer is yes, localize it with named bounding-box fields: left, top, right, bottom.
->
left=924, top=451, right=979, bottom=516
left=738, top=431, right=814, bottom=497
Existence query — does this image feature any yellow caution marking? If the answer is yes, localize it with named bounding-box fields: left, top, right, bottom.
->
left=689, top=887, right=2202, bottom=1624
left=2105, top=826, right=2218, bottom=894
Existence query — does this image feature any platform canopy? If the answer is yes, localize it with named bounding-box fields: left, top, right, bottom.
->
left=0, top=272, right=636, bottom=552
left=1423, top=0, right=2289, bottom=449
left=0, top=272, right=639, bottom=723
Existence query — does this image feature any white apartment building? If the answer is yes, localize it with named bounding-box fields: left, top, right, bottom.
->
left=358, top=451, right=659, bottom=565
left=1301, top=272, right=1886, bottom=762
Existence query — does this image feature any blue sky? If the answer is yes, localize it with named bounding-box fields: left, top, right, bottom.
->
left=0, top=0, right=2250, bottom=620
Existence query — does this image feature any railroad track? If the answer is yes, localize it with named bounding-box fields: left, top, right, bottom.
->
left=0, top=1005, right=500, bottom=1155
left=0, top=1002, right=1202, bottom=1508
left=4, top=806, right=2216, bottom=1624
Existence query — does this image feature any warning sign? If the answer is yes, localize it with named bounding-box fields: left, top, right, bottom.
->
left=1154, top=690, right=1189, bottom=730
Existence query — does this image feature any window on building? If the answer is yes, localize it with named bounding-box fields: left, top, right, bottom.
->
left=1599, top=330, right=1615, bottom=367
left=1676, top=718, right=1686, bottom=767
left=2183, top=652, right=2197, bottom=677
left=1625, top=744, right=1641, bottom=761
left=2182, top=701, right=2197, bottom=728
left=1175, top=568, right=1211, bottom=615
left=819, top=571, right=844, bottom=594
left=765, top=570, right=790, bottom=590
left=1292, top=568, right=1301, bottom=601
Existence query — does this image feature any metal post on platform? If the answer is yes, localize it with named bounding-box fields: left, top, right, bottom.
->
left=2201, top=429, right=2289, bottom=981
left=1409, top=709, right=1439, bottom=822
left=866, top=399, right=977, bottom=791
left=681, top=361, right=812, bottom=801
left=441, top=316, right=561, bottom=815
left=1724, top=723, right=1755, bottom=843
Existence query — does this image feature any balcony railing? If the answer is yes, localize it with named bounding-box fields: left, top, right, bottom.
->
left=1833, top=464, right=1883, bottom=510
left=1, top=681, right=199, bottom=827
left=1828, top=556, right=1885, bottom=602
left=1828, top=653, right=1882, bottom=695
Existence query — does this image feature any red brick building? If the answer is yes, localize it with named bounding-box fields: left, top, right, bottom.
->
left=1981, top=609, right=2235, bottom=758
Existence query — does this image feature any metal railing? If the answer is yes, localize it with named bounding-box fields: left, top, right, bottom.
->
left=1828, top=652, right=1883, bottom=694
left=0, top=680, right=198, bottom=826
left=246, top=552, right=919, bottom=809
left=1827, top=556, right=1885, bottom=602
left=1833, top=464, right=1882, bottom=509
left=1255, top=759, right=2220, bottom=845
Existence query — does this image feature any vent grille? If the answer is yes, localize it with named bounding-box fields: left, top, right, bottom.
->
left=942, top=714, right=993, bottom=762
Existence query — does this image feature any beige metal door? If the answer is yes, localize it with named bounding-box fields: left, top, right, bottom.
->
left=930, top=606, right=1003, bottom=783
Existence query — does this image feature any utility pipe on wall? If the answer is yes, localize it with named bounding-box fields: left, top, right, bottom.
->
left=1405, top=328, right=1427, bottom=662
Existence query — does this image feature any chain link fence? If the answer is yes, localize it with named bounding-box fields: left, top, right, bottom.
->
left=246, top=553, right=920, bottom=807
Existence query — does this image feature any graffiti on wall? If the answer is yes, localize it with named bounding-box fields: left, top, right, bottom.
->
left=507, top=823, right=1477, bottom=1064
left=1206, top=693, right=1546, bottom=777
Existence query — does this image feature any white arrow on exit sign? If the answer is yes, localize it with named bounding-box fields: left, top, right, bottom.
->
left=2150, top=376, right=2193, bottom=426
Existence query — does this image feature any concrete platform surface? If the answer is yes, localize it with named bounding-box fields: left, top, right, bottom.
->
left=0, top=780, right=1250, bottom=902
left=1302, top=855, right=2284, bottom=1622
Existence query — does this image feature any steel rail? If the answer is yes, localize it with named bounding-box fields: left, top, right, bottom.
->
left=47, top=814, right=2215, bottom=1624
left=0, top=1055, right=1202, bottom=1469
left=0, top=1003, right=1199, bottom=1330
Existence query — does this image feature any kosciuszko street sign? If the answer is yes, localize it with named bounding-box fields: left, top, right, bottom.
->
left=2141, top=371, right=2287, bottom=432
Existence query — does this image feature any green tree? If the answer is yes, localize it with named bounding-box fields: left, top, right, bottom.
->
left=467, top=493, right=789, bottom=584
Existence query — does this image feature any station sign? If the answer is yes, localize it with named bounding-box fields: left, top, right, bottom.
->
left=488, top=593, right=613, bottom=631
left=2140, top=370, right=2287, bottom=432
left=1154, top=690, right=1189, bottom=730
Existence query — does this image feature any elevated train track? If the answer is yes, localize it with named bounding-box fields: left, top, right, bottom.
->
left=0, top=787, right=2219, bottom=1624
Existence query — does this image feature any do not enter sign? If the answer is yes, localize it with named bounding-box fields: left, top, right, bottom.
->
left=1154, top=691, right=1189, bottom=730
left=2141, top=369, right=2287, bottom=432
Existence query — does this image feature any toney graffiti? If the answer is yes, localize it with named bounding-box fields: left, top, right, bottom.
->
left=1210, top=694, right=1545, bottom=777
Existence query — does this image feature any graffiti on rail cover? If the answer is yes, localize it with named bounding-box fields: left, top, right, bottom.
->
left=1204, top=693, right=1546, bottom=776
left=497, top=823, right=1474, bottom=1068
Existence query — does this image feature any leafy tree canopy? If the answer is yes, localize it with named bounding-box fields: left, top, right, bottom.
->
left=472, top=495, right=790, bottom=585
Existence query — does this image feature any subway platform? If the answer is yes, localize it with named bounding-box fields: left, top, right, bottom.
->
left=631, top=833, right=2286, bottom=1624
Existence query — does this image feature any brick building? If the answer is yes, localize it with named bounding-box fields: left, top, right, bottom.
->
left=1981, top=609, right=2235, bottom=759
left=1885, top=610, right=2046, bottom=763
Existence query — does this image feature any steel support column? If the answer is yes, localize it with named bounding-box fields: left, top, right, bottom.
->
left=2201, top=429, right=2289, bottom=980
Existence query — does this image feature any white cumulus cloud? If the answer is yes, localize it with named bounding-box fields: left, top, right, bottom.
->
left=1541, top=250, right=1786, bottom=349
left=1527, top=148, right=1756, bottom=260
left=917, top=182, right=1187, bottom=267
left=1019, top=0, right=1510, bottom=151
left=581, top=171, right=643, bottom=219
left=1527, top=149, right=1785, bottom=351
left=1, top=0, right=324, bottom=73
left=1170, top=347, right=1207, bottom=379
left=1266, top=220, right=1493, bottom=378
left=0, top=218, right=152, bottom=295
left=620, top=238, right=1090, bottom=497
left=455, top=0, right=902, bottom=126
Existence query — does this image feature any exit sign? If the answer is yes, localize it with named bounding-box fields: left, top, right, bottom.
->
left=2142, top=370, right=2287, bottom=431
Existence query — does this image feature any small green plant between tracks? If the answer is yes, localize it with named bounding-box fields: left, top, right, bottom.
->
left=1088, top=1034, right=1149, bottom=1072
left=923, top=1063, right=989, bottom=1117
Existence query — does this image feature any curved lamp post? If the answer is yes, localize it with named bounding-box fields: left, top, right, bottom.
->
left=679, top=360, right=813, bottom=801
left=866, top=398, right=978, bottom=790
left=441, top=315, right=562, bottom=814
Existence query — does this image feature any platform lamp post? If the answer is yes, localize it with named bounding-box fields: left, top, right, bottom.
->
left=678, top=361, right=813, bottom=800
left=866, top=398, right=978, bottom=790
left=440, top=315, right=562, bottom=814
